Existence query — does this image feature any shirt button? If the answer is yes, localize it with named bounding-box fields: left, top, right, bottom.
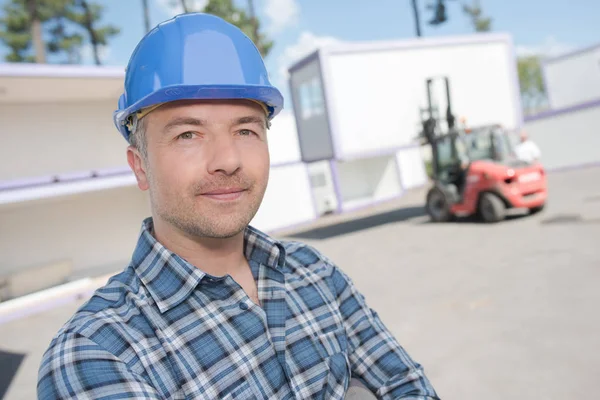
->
left=239, top=302, right=249, bottom=311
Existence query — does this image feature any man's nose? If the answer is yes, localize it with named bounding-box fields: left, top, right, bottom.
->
left=205, top=134, right=242, bottom=176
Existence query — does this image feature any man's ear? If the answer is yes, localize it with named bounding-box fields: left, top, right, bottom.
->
left=127, top=146, right=149, bottom=191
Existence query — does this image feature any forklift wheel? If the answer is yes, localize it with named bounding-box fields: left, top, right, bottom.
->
left=478, top=192, right=506, bottom=223
left=530, top=203, right=545, bottom=214
left=426, top=187, right=453, bottom=222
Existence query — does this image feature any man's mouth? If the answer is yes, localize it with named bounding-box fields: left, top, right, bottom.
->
left=200, top=188, right=247, bottom=201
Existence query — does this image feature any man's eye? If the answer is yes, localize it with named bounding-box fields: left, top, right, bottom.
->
left=239, top=129, right=255, bottom=136
left=178, top=132, right=195, bottom=140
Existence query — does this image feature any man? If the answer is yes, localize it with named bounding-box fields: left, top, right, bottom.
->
left=514, top=129, right=542, bottom=164
left=37, top=13, right=439, bottom=400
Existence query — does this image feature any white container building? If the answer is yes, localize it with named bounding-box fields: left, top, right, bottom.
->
left=288, top=32, right=523, bottom=212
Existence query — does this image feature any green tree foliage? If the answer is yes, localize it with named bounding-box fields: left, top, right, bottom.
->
left=518, top=56, right=547, bottom=115
left=172, top=0, right=274, bottom=58
left=46, top=0, right=85, bottom=63
left=66, top=0, right=120, bottom=65
left=0, top=1, right=35, bottom=62
left=0, top=0, right=119, bottom=64
left=462, top=0, right=492, bottom=32
left=0, top=0, right=68, bottom=62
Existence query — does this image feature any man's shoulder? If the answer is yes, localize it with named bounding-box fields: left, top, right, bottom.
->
left=279, top=239, right=337, bottom=275
left=277, top=239, right=356, bottom=300
left=37, top=266, right=162, bottom=395
left=49, top=265, right=152, bottom=351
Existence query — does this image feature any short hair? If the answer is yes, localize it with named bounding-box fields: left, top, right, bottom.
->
left=128, top=115, right=148, bottom=160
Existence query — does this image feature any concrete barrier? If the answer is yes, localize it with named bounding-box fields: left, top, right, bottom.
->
left=0, top=273, right=113, bottom=325
left=0, top=259, right=72, bottom=301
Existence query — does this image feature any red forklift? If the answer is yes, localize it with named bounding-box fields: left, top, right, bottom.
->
left=420, top=77, right=548, bottom=223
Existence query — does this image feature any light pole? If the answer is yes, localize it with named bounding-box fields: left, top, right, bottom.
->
left=141, top=0, right=151, bottom=32
left=411, top=0, right=422, bottom=37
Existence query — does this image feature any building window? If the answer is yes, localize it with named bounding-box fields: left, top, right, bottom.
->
left=298, top=77, right=325, bottom=120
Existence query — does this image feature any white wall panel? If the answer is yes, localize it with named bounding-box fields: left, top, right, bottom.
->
left=267, top=111, right=302, bottom=165
left=0, top=101, right=127, bottom=181
left=544, top=46, right=600, bottom=109
left=325, top=39, right=518, bottom=159
left=335, top=155, right=402, bottom=210
left=250, top=163, right=316, bottom=232
left=524, top=104, right=600, bottom=170
left=396, top=146, right=429, bottom=189
left=0, top=187, right=150, bottom=278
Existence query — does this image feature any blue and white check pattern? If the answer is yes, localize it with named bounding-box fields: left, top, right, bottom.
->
left=38, top=218, right=439, bottom=399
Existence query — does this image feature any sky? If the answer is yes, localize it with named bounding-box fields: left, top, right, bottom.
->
left=1, top=0, right=599, bottom=103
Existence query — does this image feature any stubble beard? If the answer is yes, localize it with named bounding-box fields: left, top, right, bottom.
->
left=147, top=168, right=268, bottom=239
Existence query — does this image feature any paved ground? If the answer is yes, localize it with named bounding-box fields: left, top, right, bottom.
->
left=1, top=166, right=599, bottom=399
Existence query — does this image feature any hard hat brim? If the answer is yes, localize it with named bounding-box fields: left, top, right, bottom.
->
left=114, top=84, right=284, bottom=141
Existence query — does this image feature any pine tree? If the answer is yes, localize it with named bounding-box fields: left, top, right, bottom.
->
left=0, top=0, right=66, bottom=63
left=0, top=0, right=118, bottom=64
left=66, top=0, right=120, bottom=65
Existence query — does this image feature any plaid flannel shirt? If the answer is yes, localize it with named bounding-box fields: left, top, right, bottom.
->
left=38, top=218, right=439, bottom=399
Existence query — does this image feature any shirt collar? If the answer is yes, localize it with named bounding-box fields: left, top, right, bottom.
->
left=243, top=224, right=287, bottom=270
left=132, top=217, right=286, bottom=313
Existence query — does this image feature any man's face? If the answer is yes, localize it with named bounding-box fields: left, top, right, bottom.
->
left=520, top=131, right=528, bottom=143
left=128, top=99, right=270, bottom=239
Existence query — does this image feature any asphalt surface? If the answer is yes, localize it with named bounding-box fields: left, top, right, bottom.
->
left=1, top=166, right=599, bottom=399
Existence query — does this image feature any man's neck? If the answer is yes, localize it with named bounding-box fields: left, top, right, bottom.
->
left=151, top=217, right=247, bottom=278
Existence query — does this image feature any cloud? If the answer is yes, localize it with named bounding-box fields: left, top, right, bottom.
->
left=264, top=0, right=300, bottom=34
left=80, top=43, right=112, bottom=65
left=155, top=0, right=208, bottom=18
left=276, top=31, right=343, bottom=83
left=516, top=36, right=576, bottom=59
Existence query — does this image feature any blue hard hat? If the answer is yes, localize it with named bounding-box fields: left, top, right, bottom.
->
left=113, top=12, right=284, bottom=141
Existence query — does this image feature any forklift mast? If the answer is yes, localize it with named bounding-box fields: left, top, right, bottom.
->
left=423, top=76, right=456, bottom=136
left=421, top=76, right=458, bottom=179
left=444, top=77, right=456, bottom=130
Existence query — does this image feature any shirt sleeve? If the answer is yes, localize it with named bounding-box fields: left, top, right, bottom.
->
left=330, top=265, right=440, bottom=400
left=37, top=331, right=162, bottom=400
